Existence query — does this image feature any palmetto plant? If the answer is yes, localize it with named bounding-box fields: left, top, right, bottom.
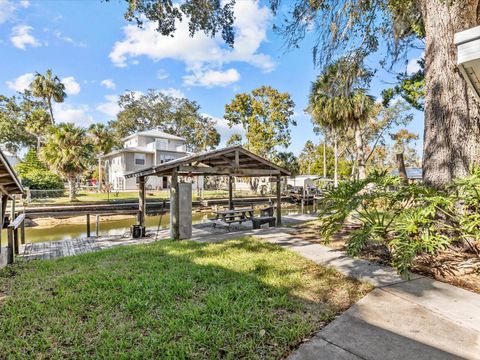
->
left=30, top=69, right=67, bottom=125
left=317, top=170, right=478, bottom=277
left=41, top=123, right=92, bottom=201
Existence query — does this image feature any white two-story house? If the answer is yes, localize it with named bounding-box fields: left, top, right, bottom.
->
left=102, top=129, right=188, bottom=190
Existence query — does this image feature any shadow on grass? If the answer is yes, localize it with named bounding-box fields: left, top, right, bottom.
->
left=0, top=237, right=369, bottom=359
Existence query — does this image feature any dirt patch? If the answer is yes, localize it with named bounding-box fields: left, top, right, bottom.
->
left=293, top=221, right=480, bottom=294
left=25, top=214, right=134, bottom=228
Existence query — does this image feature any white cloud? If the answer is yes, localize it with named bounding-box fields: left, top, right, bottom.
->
left=109, top=0, right=274, bottom=87
left=0, top=0, right=15, bottom=24
left=53, top=103, right=93, bottom=126
left=6, top=72, right=34, bottom=91
left=62, top=76, right=81, bottom=95
left=100, top=79, right=116, bottom=90
left=96, top=95, right=120, bottom=118
left=406, top=53, right=424, bottom=74
left=206, top=114, right=246, bottom=144
left=10, top=24, right=40, bottom=50
left=156, top=69, right=169, bottom=80
left=160, top=87, right=185, bottom=98
left=406, top=59, right=421, bottom=74
left=54, top=31, right=86, bottom=47
left=183, top=68, right=240, bottom=87
left=0, top=0, right=28, bottom=24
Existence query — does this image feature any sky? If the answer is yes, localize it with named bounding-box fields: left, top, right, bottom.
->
left=0, top=0, right=425, bottom=156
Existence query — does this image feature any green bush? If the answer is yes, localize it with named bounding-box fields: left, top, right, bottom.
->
left=21, top=168, right=64, bottom=190
left=317, top=169, right=480, bottom=277
left=16, top=149, right=64, bottom=190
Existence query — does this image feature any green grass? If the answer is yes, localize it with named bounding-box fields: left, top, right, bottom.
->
left=27, top=189, right=259, bottom=205
left=0, top=237, right=371, bottom=359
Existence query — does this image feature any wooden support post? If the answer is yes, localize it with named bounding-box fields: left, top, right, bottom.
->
left=276, top=174, right=282, bottom=226
left=137, top=176, right=146, bottom=228
left=96, top=215, right=100, bottom=236
left=86, top=214, right=91, bottom=237
left=13, top=228, right=19, bottom=254
left=10, top=195, right=15, bottom=223
left=171, top=170, right=180, bottom=240
left=20, top=220, right=25, bottom=245
left=7, top=228, right=13, bottom=263
left=0, top=196, right=3, bottom=252
left=228, top=175, right=234, bottom=210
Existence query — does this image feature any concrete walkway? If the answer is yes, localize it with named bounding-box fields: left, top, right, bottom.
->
left=254, top=229, right=480, bottom=360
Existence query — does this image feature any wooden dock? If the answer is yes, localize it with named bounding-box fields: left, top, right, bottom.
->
left=20, top=222, right=253, bottom=261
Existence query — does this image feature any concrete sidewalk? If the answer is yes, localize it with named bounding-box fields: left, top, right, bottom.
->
left=254, top=229, right=480, bottom=360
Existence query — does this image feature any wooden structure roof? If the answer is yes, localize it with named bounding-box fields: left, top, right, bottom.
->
left=0, top=149, right=23, bottom=196
left=125, top=146, right=290, bottom=178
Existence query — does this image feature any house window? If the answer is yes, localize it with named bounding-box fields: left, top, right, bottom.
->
left=134, top=153, right=145, bottom=165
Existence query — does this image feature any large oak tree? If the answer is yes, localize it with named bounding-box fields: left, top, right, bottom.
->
left=109, top=90, right=220, bottom=152
left=120, top=0, right=480, bottom=187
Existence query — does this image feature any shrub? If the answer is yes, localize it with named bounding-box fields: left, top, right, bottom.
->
left=317, top=169, right=480, bottom=277
left=16, top=149, right=64, bottom=190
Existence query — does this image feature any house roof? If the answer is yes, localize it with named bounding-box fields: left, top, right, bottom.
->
left=125, top=146, right=290, bottom=178
left=288, top=175, right=322, bottom=181
left=391, top=167, right=423, bottom=179
left=102, top=147, right=155, bottom=158
left=0, top=148, right=23, bottom=195
left=122, top=129, right=186, bottom=142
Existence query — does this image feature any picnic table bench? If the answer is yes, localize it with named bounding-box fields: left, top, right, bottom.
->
left=252, top=206, right=276, bottom=229
left=209, top=208, right=254, bottom=230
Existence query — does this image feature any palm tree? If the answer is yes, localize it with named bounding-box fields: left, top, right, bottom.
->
left=30, top=69, right=67, bottom=125
left=41, top=123, right=92, bottom=201
left=88, top=123, right=116, bottom=191
left=307, top=59, right=374, bottom=180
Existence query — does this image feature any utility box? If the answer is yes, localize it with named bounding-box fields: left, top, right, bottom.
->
left=170, top=182, right=192, bottom=239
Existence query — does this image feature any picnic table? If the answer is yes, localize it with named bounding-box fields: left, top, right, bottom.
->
left=210, top=208, right=254, bottom=230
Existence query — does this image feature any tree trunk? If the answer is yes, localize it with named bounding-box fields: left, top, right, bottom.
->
left=417, top=0, right=480, bottom=187
left=98, top=158, right=103, bottom=192
left=354, top=122, right=366, bottom=179
left=333, top=134, right=339, bottom=187
left=68, top=177, right=77, bottom=201
left=323, top=136, right=327, bottom=178
left=396, top=153, right=409, bottom=185
left=36, top=136, right=41, bottom=155
left=47, top=97, right=55, bottom=125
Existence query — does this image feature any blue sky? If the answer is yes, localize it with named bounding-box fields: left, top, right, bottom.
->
left=0, top=0, right=424, bottom=156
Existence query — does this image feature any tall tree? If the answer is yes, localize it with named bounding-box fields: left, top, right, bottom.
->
left=224, top=86, right=296, bottom=159
left=298, top=140, right=352, bottom=179
left=274, top=152, right=300, bottom=176
left=110, top=90, right=220, bottom=152
left=0, top=94, right=36, bottom=152
left=88, top=123, right=117, bottom=191
left=30, top=69, right=67, bottom=125
left=225, top=133, right=243, bottom=147
left=25, top=108, right=51, bottom=153
left=123, top=0, right=480, bottom=187
left=308, top=59, right=374, bottom=179
left=41, top=123, right=92, bottom=201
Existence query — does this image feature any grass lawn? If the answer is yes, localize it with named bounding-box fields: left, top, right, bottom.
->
left=0, top=237, right=371, bottom=359
left=27, top=189, right=259, bottom=205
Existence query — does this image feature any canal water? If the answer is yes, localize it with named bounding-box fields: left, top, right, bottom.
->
left=9, top=204, right=317, bottom=245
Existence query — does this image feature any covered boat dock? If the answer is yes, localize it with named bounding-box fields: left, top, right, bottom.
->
left=125, top=146, right=290, bottom=240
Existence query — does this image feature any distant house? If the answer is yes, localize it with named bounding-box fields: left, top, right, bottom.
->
left=391, top=167, right=423, bottom=181
left=102, top=130, right=188, bottom=190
